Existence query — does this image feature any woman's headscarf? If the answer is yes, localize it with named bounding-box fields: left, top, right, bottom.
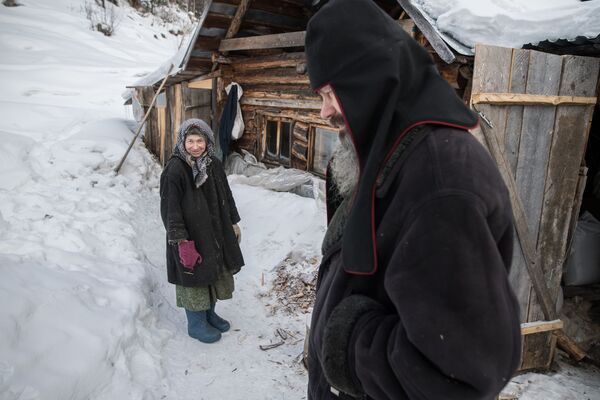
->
left=173, top=118, right=216, bottom=188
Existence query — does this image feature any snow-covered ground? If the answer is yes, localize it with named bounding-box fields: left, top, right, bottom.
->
left=0, top=1, right=599, bottom=399
left=412, top=0, right=600, bottom=54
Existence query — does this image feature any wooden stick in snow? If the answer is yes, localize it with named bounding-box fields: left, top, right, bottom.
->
left=114, top=63, right=174, bottom=174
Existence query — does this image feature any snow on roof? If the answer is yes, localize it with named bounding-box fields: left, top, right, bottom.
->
left=123, top=3, right=212, bottom=98
left=121, top=28, right=193, bottom=102
left=413, top=0, right=600, bottom=55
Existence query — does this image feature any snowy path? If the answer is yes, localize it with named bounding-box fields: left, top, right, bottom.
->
left=2, top=1, right=600, bottom=400
left=0, top=1, right=327, bottom=398
left=115, top=178, right=325, bottom=400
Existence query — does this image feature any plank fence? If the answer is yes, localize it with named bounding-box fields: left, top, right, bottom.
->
left=470, top=44, right=599, bottom=370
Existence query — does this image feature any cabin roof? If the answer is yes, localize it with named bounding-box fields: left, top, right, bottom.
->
left=128, top=0, right=600, bottom=91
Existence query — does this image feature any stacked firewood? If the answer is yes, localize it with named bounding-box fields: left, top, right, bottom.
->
left=264, top=252, right=320, bottom=315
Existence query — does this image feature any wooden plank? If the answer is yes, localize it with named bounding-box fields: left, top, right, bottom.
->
left=480, top=114, right=557, bottom=369
left=475, top=118, right=557, bottom=322
left=188, top=79, right=213, bottom=90
left=212, top=0, right=253, bottom=73
left=505, top=49, right=529, bottom=173
left=241, top=97, right=321, bottom=109
left=244, top=90, right=317, bottom=102
left=232, top=51, right=305, bottom=70
left=256, top=109, right=327, bottom=126
left=521, top=320, right=563, bottom=335
left=215, top=0, right=306, bottom=19
left=184, top=84, right=212, bottom=122
left=224, top=0, right=252, bottom=39
left=189, top=70, right=222, bottom=84
left=173, top=84, right=183, bottom=146
left=564, top=166, right=588, bottom=259
left=293, top=121, right=309, bottom=142
left=472, top=93, right=597, bottom=106
left=503, top=50, right=533, bottom=329
left=395, top=0, right=455, bottom=64
left=516, top=49, right=563, bottom=371
left=472, top=45, right=533, bottom=321
left=516, top=50, right=562, bottom=237
left=537, top=56, right=600, bottom=298
left=158, top=107, right=166, bottom=165
left=219, top=31, right=305, bottom=52
left=555, top=330, right=586, bottom=361
left=235, top=74, right=310, bottom=86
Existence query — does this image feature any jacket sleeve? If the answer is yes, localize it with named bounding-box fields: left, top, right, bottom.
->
left=321, top=192, right=521, bottom=399
left=160, top=168, right=189, bottom=244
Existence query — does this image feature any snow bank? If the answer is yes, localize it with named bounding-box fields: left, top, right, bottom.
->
left=412, top=0, right=600, bottom=54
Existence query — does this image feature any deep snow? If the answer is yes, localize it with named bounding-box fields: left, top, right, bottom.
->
left=412, top=0, right=600, bottom=54
left=1, top=1, right=599, bottom=399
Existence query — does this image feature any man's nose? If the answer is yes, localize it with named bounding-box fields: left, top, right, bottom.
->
left=320, top=100, right=335, bottom=119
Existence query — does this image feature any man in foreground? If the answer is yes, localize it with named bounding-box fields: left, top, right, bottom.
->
left=305, top=0, right=522, bottom=399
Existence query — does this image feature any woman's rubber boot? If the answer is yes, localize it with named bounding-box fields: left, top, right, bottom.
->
left=207, top=303, right=231, bottom=332
left=185, top=309, right=221, bottom=343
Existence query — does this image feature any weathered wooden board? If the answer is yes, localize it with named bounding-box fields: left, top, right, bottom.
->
left=505, top=49, right=529, bottom=173
left=471, top=44, right=600, bottom=371
left=536, top=56, right=599, bottom=308
left=219, top=31, right=305, bottom=52
left=472, top=45, right=534, bottom=323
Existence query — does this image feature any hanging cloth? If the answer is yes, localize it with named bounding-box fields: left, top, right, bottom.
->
left=218, top=82, right=244, bottom=161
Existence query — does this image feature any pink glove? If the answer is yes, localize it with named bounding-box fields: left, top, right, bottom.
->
left=178, top=240, right=201, bottom=269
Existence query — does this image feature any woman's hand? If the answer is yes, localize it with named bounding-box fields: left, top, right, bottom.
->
left=178, top=240, right=201, bottom=269
left=232, top=224, right=241, bottom=243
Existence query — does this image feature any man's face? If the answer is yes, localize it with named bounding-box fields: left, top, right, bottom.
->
left=317, top=85, right=347, bottom=134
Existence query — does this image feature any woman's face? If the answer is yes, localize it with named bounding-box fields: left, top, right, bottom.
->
left=184, top=134, right=207, bottom=158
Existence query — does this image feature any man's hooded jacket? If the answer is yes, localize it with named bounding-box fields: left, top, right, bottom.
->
left=305, top=0, right=522, bottom=399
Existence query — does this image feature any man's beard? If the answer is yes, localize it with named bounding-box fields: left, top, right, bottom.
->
left=330, top=130, right=359, bottom=199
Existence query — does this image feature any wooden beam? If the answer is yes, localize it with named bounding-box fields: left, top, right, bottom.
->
left=235, top=74, right=309, bottom=85
left=225, top=0, right=252, bottom=39
left=241, top=97, right=321, bottom=109
left=188, top=79, right=213, bottom=90
left=475, top=112, right=588, bottom=363
left=219, top=31, right=306, bottom=52
left=189, top=70, right=222, bottom=84
left=472, top=93, right=598, bottom=106
left=212, top=53, right=232, bottom=64
left=233, top=52, right=306, bottom=70
left=395, top=0, right=455, bottom=64
left=555, top=331, right=586, bottom=361
left=474, top=115, right=558, bottom=321
left=521, top=320, right=563, bottom=335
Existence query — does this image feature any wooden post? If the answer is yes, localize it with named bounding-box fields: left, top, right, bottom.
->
left=211, top=0, right=252, bottom=72
left=115, top=64, right=173, bottom=174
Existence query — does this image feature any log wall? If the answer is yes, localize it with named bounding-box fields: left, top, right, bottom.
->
left=218, top=52, right=329, bottom=172
left=138, top=83, right=211, bottom=166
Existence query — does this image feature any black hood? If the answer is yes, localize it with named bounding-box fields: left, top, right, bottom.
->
left=306, top=0, right=478, bottom=275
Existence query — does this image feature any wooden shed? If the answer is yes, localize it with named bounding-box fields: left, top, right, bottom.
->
left=127, top=0, right=600, bottom=373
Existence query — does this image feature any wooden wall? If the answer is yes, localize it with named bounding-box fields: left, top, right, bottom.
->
left=471, top=44, right=600, bottom=371
left=138, top=83, right=211, bottom=165
left=215, top=52, right=329, bottom=172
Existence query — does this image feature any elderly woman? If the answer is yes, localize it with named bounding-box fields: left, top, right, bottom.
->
left=160, top=118, right=244, bottom=344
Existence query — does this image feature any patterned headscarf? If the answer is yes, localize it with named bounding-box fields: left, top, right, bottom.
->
left=173, top=118, right=216, bottom=188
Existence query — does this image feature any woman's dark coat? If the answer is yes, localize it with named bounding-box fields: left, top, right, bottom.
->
left=160, top=156, right=244, bottom=287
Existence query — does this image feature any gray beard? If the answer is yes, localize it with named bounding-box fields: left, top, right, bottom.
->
left=330, top=133, right=359, bottom=198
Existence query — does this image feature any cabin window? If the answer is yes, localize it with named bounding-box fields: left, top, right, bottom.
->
left=264, top=118, right=292, bottom=165
left=312, top=127, right=339, bottom=176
